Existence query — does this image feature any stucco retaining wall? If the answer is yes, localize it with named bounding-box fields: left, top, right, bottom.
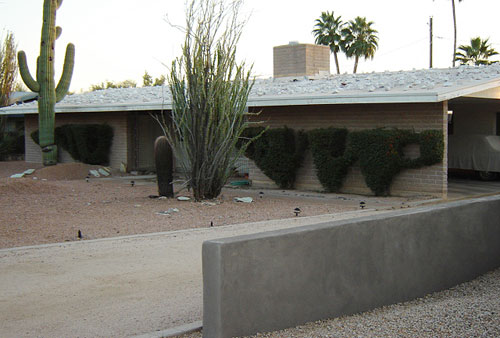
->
left=202, top=196, right=500, bottom=338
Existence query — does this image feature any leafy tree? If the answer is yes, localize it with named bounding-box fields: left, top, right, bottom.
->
left=153, top=75, right=166, bottom=86
left=341, top=16, right=378, bottom=73
left=143, top=71, right=165, bottom=87
left=312, top=11, right=344, bottom=74
left=143, top=71, right=153, bottom=87
left=0, top=32, right=18, bottom=134
left=159, top=0, right=258, bottom=201
left=90, top=79, right=137, bottom=91
left=455, top=37, right=499, bottom=66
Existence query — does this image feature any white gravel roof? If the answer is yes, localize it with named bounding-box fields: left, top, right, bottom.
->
left=3, top=65, right=500, bottom=114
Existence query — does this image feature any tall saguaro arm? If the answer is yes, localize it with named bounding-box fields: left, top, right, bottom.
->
left=17, top=0, right=75, bottom=166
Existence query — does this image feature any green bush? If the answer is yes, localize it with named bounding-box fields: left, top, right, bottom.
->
left=31, top=124, right=114, bottom=165
left=307, top=128, right=352, bottom=192
left=0, top=130, right=25, bottom=160
left=347, top=129, right=410, bottom=196
left=243, top=126, right=308, bottom=189
left=308, top=128, right=444, bottom=196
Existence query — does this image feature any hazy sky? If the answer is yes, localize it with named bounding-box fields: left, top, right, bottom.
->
left=1, top=0, right=499, bottom=92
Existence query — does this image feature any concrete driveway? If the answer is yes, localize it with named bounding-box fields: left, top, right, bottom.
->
left=448, top=177, right=500, bottom=199
left=0, top=210, right=390, bottom=338
left=2, top=178, right=499, bottom=338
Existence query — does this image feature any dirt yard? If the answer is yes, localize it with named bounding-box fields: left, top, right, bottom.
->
left=0, top=161, right=426, bottom=249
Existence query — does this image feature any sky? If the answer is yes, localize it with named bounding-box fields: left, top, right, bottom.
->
left=1, top=0, right=499, bottom=92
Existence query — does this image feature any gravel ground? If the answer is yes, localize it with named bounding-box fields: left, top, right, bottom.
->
left=0, top=161, right=423, bottom=249
left=3, top=161, right=498, bottom=338
left=178, top=267, right=500, bottom=338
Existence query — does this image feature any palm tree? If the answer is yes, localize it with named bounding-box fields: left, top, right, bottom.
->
left=451, top=0, right=463, bottom=67
left=312, top=11, right=343, bottom=74
left=341, top=17, right=378, bottom=74
left=455, top=37, right=499, bottom=66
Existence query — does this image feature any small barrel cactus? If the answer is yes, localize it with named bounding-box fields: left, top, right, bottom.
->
left=154, top=136, right=174, bottom=197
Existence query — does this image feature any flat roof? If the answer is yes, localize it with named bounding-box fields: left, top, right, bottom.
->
left=3, top=65, right=500, bottom=115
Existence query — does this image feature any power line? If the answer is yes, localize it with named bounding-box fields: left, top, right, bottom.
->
left=377, top=37, right=428, bottom=57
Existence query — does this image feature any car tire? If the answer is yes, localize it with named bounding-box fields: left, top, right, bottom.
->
left=478, top=171, right=498, bottom=181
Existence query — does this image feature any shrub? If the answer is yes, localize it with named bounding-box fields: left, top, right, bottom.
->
left=0, top=130, right=24, bottom=160
left=308, top=128, right=444, bottom=196
left=244, top=126, right=308, bottom=189
left=31, top=124, right=114, bottom=165
left=347, top=129, right=409, bottom=196
left=307, top=128, right=352, bottom=192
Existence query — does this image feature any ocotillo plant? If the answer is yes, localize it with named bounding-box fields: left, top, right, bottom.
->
left=154, top=136, right=174, bottom=197
left=18, top=0, right=75, bottom=166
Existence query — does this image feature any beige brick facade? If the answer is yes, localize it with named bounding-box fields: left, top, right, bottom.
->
left=247, top=102, right=448, bottom=197
left=273, top=43, right=330, bottom=78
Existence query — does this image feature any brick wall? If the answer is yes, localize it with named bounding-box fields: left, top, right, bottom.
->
left=273, top=43, right=330, bottom=78
left=247, top=102, right=448, bottom=197
left=25, top=112, right=128, bottom=169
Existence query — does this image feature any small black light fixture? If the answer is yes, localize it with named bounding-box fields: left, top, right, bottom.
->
left=78, top=230, right=82, bottom=239
left=259, top=191, right=264, bottom=198
left=130, top=180, right=135, bottom=187
left=85, top=175, right=89, bottom=183
left=210, top=221, right=214, bottom=227
left=294, top=207, right=301, bottom=216
left=360, top=201, right=366, bottom=209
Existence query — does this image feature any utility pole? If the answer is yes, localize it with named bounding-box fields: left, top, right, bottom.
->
left=429, top=16, right=433, bottom=69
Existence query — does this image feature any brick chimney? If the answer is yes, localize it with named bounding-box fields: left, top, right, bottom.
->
left=273, top=42, right=330, bottom=78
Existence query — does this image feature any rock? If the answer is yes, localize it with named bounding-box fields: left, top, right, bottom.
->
left=10, top=173, right=24, bottom=178
left=89, top=170, right=100, bottom=178
left=234, top=197, right=253, bottom=203
left=23, top=169, right=36, bottom=175
left=177, top=196, right=191, bottom=201
left=156, top=208, right=179, bottom=216
left=98, top=168, right=110, bottom=176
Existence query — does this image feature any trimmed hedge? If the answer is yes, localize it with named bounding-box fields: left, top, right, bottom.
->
left=309, top=128, right=444, bottom=196
left=0, top=130, right=25, bottom=160
left=243, top=126, right=308, bottom=189
left=31, top=124, right=114, bottom=165
left=307, top=128, right=351, bottom=192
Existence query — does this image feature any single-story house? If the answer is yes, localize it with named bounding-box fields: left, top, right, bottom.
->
left=3, top=65, right=500, bottom=198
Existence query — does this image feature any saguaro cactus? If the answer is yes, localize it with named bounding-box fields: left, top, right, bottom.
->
left=154, top=136, right=174, bottom=197
left=18, top=0, right=75, bottom=166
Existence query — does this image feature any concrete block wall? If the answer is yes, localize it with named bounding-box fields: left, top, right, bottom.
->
left=248, top=102, right=448, bottom=197
left=24, top=112, right=128, bottom=168
left=273, top=43, right=330, bottom=78
left=202, top=195, right=500, bottom=338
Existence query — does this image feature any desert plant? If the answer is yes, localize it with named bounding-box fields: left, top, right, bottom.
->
left=154, top=136, right=174, bottom=197
left=18, top=0, right=75, bottom=166
left=160, top=0, right=258, bottom=201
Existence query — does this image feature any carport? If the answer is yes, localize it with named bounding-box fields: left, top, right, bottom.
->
left=448, top=85, right=500, bottom=189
